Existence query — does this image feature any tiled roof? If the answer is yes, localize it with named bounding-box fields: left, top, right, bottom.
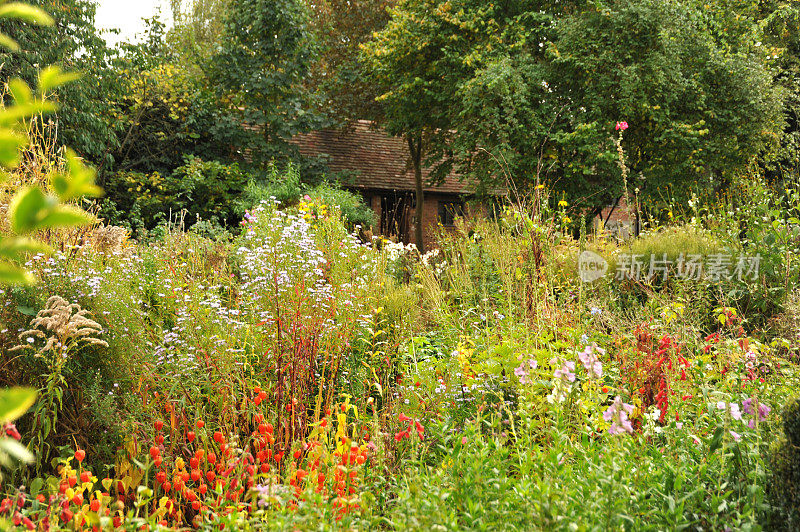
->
left=291, top=120, right=471, bottom=195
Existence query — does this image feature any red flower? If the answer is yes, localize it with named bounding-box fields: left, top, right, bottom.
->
left=74, top=449, right=86, bottom=463
left=5, top=424, right=21, bottom=441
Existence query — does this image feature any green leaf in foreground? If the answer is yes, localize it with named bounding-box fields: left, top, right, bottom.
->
left=0, top=387, right=36, bottom=424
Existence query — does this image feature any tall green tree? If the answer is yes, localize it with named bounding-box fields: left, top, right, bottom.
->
left=167, top=0, right=229, bottom=68
left=362, top=0, right=504, bottom=250
left=550, top=0, right=783, bottom=206
left=210, top=0, right=320, bottom=165
left=759, top=0, right=800, bottom=185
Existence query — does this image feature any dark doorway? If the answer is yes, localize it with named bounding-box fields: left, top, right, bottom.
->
left=380, top=192, right=413, bottom=243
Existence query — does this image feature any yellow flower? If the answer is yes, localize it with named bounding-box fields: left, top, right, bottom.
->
left=558, top=200, right=568, bottom=208
left=562, top=216, right=571, bottom=224
left=536, top=184, right=545, bottom=190
left=667, top=210, right=673, bottom=219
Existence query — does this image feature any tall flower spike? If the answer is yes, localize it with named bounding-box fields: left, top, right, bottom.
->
left=578, top=343, right=603, bottom=378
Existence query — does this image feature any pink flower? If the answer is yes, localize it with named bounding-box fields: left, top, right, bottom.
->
left=603, top=396, right=634, bottom=435
left=578, top=344, right=603, bottom=378
left=615, top=121, right=629, bottom=131
left=551, top=358, right=576, bottom=383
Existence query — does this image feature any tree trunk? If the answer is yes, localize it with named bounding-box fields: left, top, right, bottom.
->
left=407, top=134, right=424, bottom=253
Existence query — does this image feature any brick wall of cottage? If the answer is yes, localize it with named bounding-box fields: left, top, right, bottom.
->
left=596, top=195, right=635, bottom=237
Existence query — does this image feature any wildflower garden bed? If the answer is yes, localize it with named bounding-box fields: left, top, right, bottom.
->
left=1, top=185, right=800, bottom=530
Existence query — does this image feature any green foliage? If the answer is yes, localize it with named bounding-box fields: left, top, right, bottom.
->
left=551, top=0, right=783, bottom=206
left=103, top=157, right=247, bottom=232
left=0, top=0, right=120, bottom=166
left=0, top=5, right=100, bottom=284
left=310, top=182, right=376, bottom=229
left=0, top=387, right=35, bottom=480
left=106, top=20, right=236, bottom=177
left=364, top=0, right=785, bottom=214
left=769, top=396, right=800, bottom=528
left=211, top=0, right=321, bottom=164
left=235, top=163, right=376, bottom=229
left=305, top=0, right=394, bottom=122
left=234, top=163, right=303, bottom=212
left=167, top=0, right=228, bottom=67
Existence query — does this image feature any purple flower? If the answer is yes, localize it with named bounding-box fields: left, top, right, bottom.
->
left=742, top=397, right=770, bottom=425
left=742, top=397, right=754, bottom=415
left=604, top=396, right=634, bottom=435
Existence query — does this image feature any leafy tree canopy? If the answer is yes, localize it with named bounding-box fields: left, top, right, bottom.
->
left=364, top=0, right=787, bottom=217
left=305, top=0, right=395, bottom=123
left=210, top=0, right=322, bottom=165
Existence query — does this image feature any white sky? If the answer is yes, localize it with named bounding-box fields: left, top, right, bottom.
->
left=94, top=0, right=173, bottom=46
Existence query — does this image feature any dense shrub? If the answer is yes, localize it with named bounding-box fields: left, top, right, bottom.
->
left=235, top=164, right=376, bottom=230
left=101, top=157, right=247, bottom=233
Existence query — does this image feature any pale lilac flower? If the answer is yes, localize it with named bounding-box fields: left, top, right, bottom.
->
left=578, top=343, right=603, bottom=378
left=716, top=401, right=742, bottom=421
left=514, top=364, right=530, bottom=384
left=603, top=396, right=634, bottom=435
left=514, top=358, right=537, bottom=384
left=552, top=358, right=576, bottom=383
left=730, top=430, right=741, bottom=442
left=590, top=306, right=602, bottom=316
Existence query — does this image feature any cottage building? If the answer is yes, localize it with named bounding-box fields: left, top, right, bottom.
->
left=292, top=120, right=475, bottom=249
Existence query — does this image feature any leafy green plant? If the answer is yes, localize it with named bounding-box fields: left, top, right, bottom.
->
left=0, top=9, right=100, bottom=283
left=0, top=387, right=35, bottom=480
left=10, top=296, right=108, bottom=470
